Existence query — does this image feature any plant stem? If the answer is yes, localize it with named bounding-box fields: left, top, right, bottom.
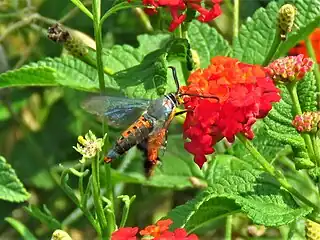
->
left=92, top=1, right=116, bottom=237
left=305, top=38, right=320, bottom=100
left=105, top=163, right=116, bottom=236
left=91, top=154, right=108, bottom=238
left=233, top=0, right=239, bottom=38
left=262, top=28, right=281, bottom=66
left=287, top=83, right=316, bottom=162
left=133, top=8, right=153, bottom=33
left=237, top=134, right=320, bottom=211
left=69, top=0, right=93, bottom=20
left=225, top=215, right=232, bottom=240
left=92, top=0, right=106, bottom=93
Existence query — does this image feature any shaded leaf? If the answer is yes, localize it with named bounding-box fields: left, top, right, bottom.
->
left=0, top=156, right=29, bottom=202
left=5, top=217, right=37, bottom=240
left=24, top=205, right=62, bottom=230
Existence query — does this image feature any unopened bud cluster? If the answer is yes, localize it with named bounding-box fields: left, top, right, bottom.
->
left=48, top=24, right=88, bottom=57
left=265, top=54, right=313, bottom=83
left=278, top=4, right=298, bottom=40
left=306, top=220, right=320, bottom=240
left=292, top=112, right=320, bottom=133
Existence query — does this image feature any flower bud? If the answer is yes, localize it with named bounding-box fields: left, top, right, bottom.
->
left=48, top=24, right=88, bottom=58
left=292, top=112, right=320, bottom=133
left=278, top=4, right=298, bottom=40
left=266, top=54, right=313, bottom=83
left=306, top=220, right=320, bottom=240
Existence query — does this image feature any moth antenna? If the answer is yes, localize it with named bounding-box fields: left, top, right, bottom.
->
left=168, top=66, right=180, bottom=94
left=181, top=93, right=220, bottom=102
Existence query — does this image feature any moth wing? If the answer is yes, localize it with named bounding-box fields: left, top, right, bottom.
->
left=82, top=95, right=150, bottom=128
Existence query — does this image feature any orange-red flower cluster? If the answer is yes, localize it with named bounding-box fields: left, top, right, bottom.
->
left=129, top=0, right=222, bottom=31
left=181, top=56, right=281, bottom=167
left=111, top=219, right=198, bottom=240
left=289, top=28, right=320, bottom=63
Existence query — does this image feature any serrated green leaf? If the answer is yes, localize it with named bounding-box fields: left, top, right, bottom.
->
left=111, top=135, right=203, bottom=189
left=5, top=217, right=37, bottom=240
left=297, top=72, right=317, bottom=112
left=233, top=1, right=280, bottom=64
left=24, top=205, right=62, bottom=230
left=0, top=156, right=29, bottom=202
left=0, top=58, right=102, bottom=91
left=187, top=20, right=231, bottom=68
left=168, top=169, right=311, bottom=231
left=274, top=0, right=320, bottom=59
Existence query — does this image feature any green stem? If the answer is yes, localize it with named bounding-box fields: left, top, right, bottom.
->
left=287, top=83, right=316, bottom=162
left=92, top=0, right=106, bottom=93
left=305, top=38, right=320, bottom=99
left=225, top=215, right=232, bottom=240
left=69, top=0, right=93, bottom=20
left=133, top=7, right=154, bottom=33
left=262, top=28, right=282, bottom=66
left=105, top=163, right=116, bottom=236
left=311, top=134, right=320, bottom=166
left=237, top=134, right=320, bottom=211
left=233, top=0, right=239, bottom=38
left=91, top=154, right=108, bottom=238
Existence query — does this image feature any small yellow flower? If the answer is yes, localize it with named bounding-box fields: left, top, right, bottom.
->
left=51, top=229, right=72, bottom=240
left=73, top=130, right=106, bottom=163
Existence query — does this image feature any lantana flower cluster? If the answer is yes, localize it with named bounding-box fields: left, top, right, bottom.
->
left=181, top=56, right=281, bottom=167
left=129, top=0, right=222, bottom=31
left=292, top=112, right=320, bottom=133
left=265, top=54, right=313, bottom=83
left=111, top=219, right=198, bottom=240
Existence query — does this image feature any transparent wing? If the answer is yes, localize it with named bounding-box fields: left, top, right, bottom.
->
left=81, top=96, right=150, bottom=127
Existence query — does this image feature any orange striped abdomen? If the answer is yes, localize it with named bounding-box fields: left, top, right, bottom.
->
left=105, top=115, right=154, bottom=162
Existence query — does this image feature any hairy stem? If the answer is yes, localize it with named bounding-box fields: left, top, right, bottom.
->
left=287, top=83, right=316, bottom=162
left=225, top=215, right=232, bottom=240
left=233, top=0, right=239, bottom=38
left=91, top=154, right=108, bottom=238
left=70, top=0, right=93, bottom=19
left=237, top=134, right=320, bottom=212
left=262, top=28, right=281, bottom=66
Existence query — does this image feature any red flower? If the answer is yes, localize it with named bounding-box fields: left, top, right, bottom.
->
left=155, top=228, right=199, bottom=240
left=181, top=56, right=281, bottom=167
left=289, top=28, right=320, bottom=63
left=129, top=0, right=222, bottom=31
left=111, top=227, right=138, bottom=240
left=140, top=219, right=173, bottom=237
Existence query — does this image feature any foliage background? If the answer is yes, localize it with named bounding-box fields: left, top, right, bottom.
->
left=0, top=0, right=318, bottom=239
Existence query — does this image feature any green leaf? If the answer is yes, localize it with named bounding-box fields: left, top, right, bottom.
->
left=0, top=156, right=29, bottom=202
left=24, top=205, right=62, bottom=230
left=110, top=135, right=204, bottom=189
left=0, top=58, right=102, bottom=91
left=273, top=0, right=320, bottom=59
left=5, top=217, right=37, bottom=240
left=297, top=72, right=317, bottom=112
left=233, top=1, right=279, bottom=64
left=187, top=20, right=231, bottom=68
left=168, top=169, right=311, bottom=231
